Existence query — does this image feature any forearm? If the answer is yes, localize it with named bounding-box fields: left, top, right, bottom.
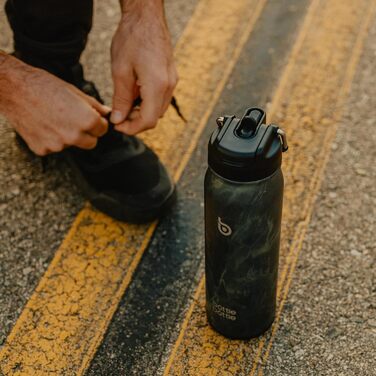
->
left=0, top=51, right=20, bottom=113
left=0, top=51, right=39, bottom=115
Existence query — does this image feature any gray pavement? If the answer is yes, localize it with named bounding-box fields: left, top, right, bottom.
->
left=0, top=0, right=375, bottom=374
left=0, top=0, right=196, bottom=348
left=0, top=0, right=100, bottom=348
left=0, top=0, right=202, bottom=370
left=85, top=0, right=311, bottom=374
left=264, top=14, right=376, bottom=376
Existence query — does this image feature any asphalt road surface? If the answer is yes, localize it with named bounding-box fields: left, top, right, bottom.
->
left=0, top=0, right=375, bottom=375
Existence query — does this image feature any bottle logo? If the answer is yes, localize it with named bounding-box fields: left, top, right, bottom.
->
left=218, top=217, right=232, bottom=236
left=212, top=302, right=237, bottom=321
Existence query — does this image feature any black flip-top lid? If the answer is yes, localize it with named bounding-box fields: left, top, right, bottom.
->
left=208, top=107, right=288, bottom=182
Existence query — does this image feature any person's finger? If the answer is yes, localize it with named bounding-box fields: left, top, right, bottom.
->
left=86, top=115, right=109, bottom=137
left=111, top=68, right=136, bottom=124
left=71, top=84, right=112, bottom=115
left=77, top=109, right=109, bottom=138
left=127, top=107, right=141, bottom=121
left=114, top=109, right=140, bottom=135
left=74, top=133, right=98, bottom=150
left=160, top=78, right=172, bottom=116
left=93, top=103, right=112, bottom=116
left=161, top=66, right=179, bottom=115
left=116, top=81, right=165, bottom=134
left=161, top=87, right=171, bottom=116
left=28, top=139, right=49, bottom=156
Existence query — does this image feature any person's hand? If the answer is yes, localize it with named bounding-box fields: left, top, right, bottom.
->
left=0, top=56, right=110, bottom=156
left=110, top=0, right=178, bottom=135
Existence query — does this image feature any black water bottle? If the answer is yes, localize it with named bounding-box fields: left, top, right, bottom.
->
left=204, top=107, right=288, bottom=339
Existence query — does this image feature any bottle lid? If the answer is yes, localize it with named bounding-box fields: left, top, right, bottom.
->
left=208, top=108, right=288, bottom=182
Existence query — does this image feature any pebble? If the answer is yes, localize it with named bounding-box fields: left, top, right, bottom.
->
left=328, top=191, right=337, bottom=199
left=351, top=316, right=364, bottom=324
left=350, top=249, right=362, bottom=257
left=11, top=187, right=20, bottom=196
left=22, top=267, right=33, bottom=276
left=367, top=319, right=376, bottom=328
left=355, top=168, right=367, bottom=176
left=106, top=8, right=116, bottom=17
left=326, top=327, right=341, bottom=339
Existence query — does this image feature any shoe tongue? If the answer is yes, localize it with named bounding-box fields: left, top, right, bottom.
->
left=97, top=113, right=129, bottom=153
left=96, top=125, right=126, bottom=152
left=71, top=127, right=146, bottom=172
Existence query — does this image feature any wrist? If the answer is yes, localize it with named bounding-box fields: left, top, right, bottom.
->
left=0, top=51, right=14, bottom=76
left=0, top=52, right=18, bottom=112
left=120, top=0, right=164, bottom=19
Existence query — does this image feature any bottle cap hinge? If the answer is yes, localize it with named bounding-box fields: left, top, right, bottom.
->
left=276, top=128, right=288, bottom=152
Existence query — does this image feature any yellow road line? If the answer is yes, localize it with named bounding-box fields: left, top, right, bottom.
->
left=164, top=277, right=207, bottom=375
left=253, top=2, right=376, bottom=374
left=0, top=0, right=269, bottom=374
left=162, top=0, right=374, bottom=374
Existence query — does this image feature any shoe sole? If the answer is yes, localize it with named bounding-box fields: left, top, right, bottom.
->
left=90, top=187, right=177, bottom=224
left=64, top=151, right=177, bottom=224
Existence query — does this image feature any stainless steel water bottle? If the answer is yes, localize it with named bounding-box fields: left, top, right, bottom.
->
left=204, top=107, right=288, bottom=339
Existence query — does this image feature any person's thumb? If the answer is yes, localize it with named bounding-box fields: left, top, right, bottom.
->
left=111, top=72, right=135, bottom=124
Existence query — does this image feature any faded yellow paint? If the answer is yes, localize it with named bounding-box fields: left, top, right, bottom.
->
left=0, top=0, right=268, bottom=375
left=163, top=0, right=375, bottom=375
left=253, top=2, right=376, bottom=374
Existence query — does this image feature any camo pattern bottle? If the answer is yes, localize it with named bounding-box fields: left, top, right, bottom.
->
left=204, top=108, right=288, bottom=339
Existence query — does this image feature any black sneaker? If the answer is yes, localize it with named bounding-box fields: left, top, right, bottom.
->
left=65, top=118, right=176, bottom=223
left=14, top=53, right=176, bottom=223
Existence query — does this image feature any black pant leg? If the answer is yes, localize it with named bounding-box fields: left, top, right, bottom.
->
left=5, top=0, right=93, bottom=64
